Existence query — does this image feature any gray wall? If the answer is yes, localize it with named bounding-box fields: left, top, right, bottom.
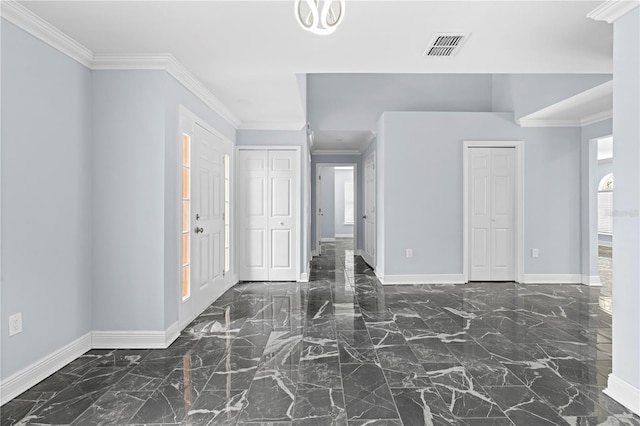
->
left=611, top=7, right=640, bottom=391
left=509, top=74, right=612, bottom=121
left=308, top=74, right=493, bottom=131
left=334, top=168, right=354, bottom=237
left=320, top=167, right=335, bottom=239
left=91, top=70, right=167, bottom=331
left=378, top=111, right=582, bottom=276
left=1, top=20, right=92, bottom=379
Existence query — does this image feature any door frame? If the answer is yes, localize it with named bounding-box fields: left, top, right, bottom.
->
left=314, top=162, right=358, bottom=255
left=177, top=106, right=234, bottom=329
left=463, top=140, right=524, bottom=284
left=236, top=145, right=301, bottom=282
left=362, top=151, right=376, bottom=268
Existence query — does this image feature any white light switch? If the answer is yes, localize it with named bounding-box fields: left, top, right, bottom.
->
left=532, top=248, right=539, bottom=258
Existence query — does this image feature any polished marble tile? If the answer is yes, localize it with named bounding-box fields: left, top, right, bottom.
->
left=3, top=239, right=639, bottom=426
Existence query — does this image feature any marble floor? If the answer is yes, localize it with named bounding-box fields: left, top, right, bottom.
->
left=2, top=239, right=639, bottom=426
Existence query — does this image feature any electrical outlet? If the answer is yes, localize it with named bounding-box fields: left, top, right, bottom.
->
left=406, top=248, right=413, bottom=258
left=532, top=248, right=539, bottom=258
left=9, top=313, right=22, bottom=336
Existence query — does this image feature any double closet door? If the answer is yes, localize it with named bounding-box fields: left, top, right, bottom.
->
left=238, top=148, right=299, bottom=281
left=469, top=147, right=516, bottom=281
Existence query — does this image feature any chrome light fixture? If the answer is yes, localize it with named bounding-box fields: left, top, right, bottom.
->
left=295, top=0, right=345, bottom=35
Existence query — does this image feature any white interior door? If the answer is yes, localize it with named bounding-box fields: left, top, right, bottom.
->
left=362, top=152, right=376, bottom=267
left=315, top=168, right=323, bottom=255
left=192, top=124, right=226, bottom=313
left=238, top=150, right=269, bottom=281
left=469, top=147, right=515, bottom=281
left=268, top=150, right=298, bottom=281
left=239, top=148, right=299, bottom=281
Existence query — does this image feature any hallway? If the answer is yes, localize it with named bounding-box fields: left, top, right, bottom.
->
left=1, top=239, right=638, bottom=425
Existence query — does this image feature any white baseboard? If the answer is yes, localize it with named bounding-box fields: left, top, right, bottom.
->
left=523, top=274, right=583, bottom=284
left=582, top=275, right=602, bottom=286
left=299, top=272, right=309, bottom=282
left=92, top=321, right=180, bottom=349
left=320, top=238, right=336, bottom=242
left=604, top=374, right=640, bottom=416
left=0, top=332, right=92, bottom=405
left=335, top=234, right=354, bottom=238
left=311, top=250, right=319, bottom=257
left=379, top=274, right=466, bottom=285
left=356, top=249, right=364, bottom=257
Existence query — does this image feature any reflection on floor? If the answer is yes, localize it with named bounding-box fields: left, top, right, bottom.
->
left=598, top=245, right=612, bottom=314
left=2, top=238, right=639, bottom=425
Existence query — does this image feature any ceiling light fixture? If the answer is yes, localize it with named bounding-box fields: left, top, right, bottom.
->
left=295, top=0, right=345, bottom=35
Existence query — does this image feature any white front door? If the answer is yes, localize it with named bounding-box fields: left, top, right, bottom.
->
left=362, top=152, right=376, bottom=267
left=238, top=149, right=299, bottom=281
left=192, top=124, right=226, bottom=312
left=469, top=147, right=515, bottom=281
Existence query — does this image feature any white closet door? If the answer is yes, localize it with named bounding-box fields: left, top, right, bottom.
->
left=239, top=149, right=299, bottom=281
left=268, top=150, right=298, bottom=281
left=469, top=147, right=515, bottom=281
left=239, top=150, right=269, bottom=281
left=363, top=152, right=376, bottom=267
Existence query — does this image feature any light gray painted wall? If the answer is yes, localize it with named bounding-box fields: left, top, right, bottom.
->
left=361, top=139, right=377, bottom=257
left=311, top=154, right=362, bottom=251
left=1, top=20, right=92, bottom=379
left=334, top=168, right=354, bottom=237
left=162, top=73, right=237, bottom=328
left=308, top=74, right=493, bottom=131
left=378, top=111, right=582, bottom=276
left=491, top=74, right=514, bottom=113
left=611, top=8, right=640, bottom=390
left=320, top=167, right=335, bottom=239
left=580, top=119, right=613, bottom=278
left=91, top=70, right=167, bottom=331
left=510, top=74, right=612, bottom=121
left=236, top=129, right=311, bottom=277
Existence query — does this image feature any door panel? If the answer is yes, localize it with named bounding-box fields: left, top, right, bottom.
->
left=469, top=147, right=515, bottom=281
left=239, top=150, right=269, bottom=280
left=268, top=150, right=297, bottom=281
left=363, top=152, right=376, bottom=267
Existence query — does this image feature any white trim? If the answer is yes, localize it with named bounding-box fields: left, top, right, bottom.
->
left=238, top=121, right=305, bottom=131
left=311, top=249, right=319, bottom=257
left=313, top=149, right=362, bottom=155
left=523, top=274, right=583, bottom=284
left=604, top=374, right=640, bottom=416
left=588, top=0, right=640, bottom=23
left=321, top=237, right=336, bottom=242
left=91, top=322, right=180, bottom=349
left=518, top=110, right=613, bottom=128
left=1, top=0, right=94, bottom=67
left=299, top=272, right=309, bottom=282
left=335, top=234, right=354, bottom=238
left=379, top=274, right=466, bottom=285
left=95, top=54, right=240, bottom=128
left=463, top=141, right=525, bottom=284
left=582, top=275, right=603, bottom=286
left=359, top=132, right=378, bottom=154
left=356, top=249, right=365, bottom=257
left=0, top=332, right=92, bottom=405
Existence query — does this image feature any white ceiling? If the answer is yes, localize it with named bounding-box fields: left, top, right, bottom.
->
left=18, top=1, right=612, bottom=131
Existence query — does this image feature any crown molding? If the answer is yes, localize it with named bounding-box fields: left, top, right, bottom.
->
left=1, top=1, right=241, bottom=128
left=93, top=53, right=241, bottom=128
left=1, top=0, right=94, bottom=67
left=588, top=0, right=640, bottom=23
left=581, top=109, right=613, bottom=126
left=238, top=121, right=306, bottom=131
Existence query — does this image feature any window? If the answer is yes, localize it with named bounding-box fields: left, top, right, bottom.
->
left=224, top=154, right=230, bottom=273
left=598, top=173, right=613, bottom=235
left=181, top=134, right=191, bottom=301
left=344, top=181, right=354, bottom=225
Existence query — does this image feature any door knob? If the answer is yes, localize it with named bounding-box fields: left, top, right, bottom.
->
left=280, top=222, right=284, bottom=226
left=196, top=214, right=200, bottom=220
left=195, top=227, right=204, bottom=233
left=362, top=215, right=367, bottom=219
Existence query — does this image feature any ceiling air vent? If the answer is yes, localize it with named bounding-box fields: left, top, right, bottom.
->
left=424, top=33, right=469, bottom=57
